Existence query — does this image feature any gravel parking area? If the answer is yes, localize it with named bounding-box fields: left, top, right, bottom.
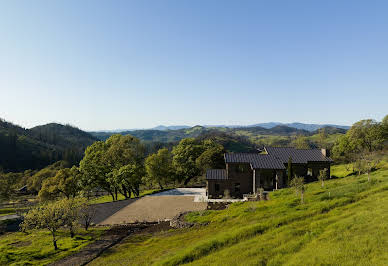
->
left=99, top=194, right=207, bottom=225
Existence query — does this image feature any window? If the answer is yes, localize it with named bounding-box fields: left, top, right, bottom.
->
left=238, top=164, right=246, bottom=173
left=215, top=183, right=220, bottom=192
left=235, top=183, right=240, bottom=193
left=307, top=168, right=313, bottom=176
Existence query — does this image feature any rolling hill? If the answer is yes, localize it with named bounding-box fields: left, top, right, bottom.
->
left=90, top=124, right=346, bottom=149
left=0, top=119, right=98, bottom=172
left=90, top=160, right=388, bottom=265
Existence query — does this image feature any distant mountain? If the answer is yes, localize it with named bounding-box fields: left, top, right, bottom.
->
left=151, top=125, right=191, bottom=131
left=282, top=122, right=350, bottom=132
left=90, top=123, right=327, bottom=144
left=93, top=122, right=350, bottom=133
left=0, top=119, right=97, bottom=172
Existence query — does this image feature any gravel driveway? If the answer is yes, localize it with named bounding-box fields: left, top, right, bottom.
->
left=97, top=188, right=207, bottom=225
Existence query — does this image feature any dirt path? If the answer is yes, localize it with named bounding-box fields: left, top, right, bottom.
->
left=100, top=196, right=207, bottom=225
left=49, top=223, right=171, bottom=266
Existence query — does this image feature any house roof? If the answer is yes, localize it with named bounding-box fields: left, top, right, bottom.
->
left=206, top=169, right=228, bottom=180
left=223, top=147, right=332, bottom=171
left=224, top=153, right=286, bottom=170
left=264, top=147, right=333, bottom=164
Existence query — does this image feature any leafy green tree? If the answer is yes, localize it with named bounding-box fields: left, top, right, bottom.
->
left=0, top=172, right=14, bottom=203
left=291, top=135, right=310, bottom=149
left=145, top=148, right=174, bottom=189
left=347, top=119, right=383, bottom=152
left=332, top=119, right=385, bottom=165
left=62, top=198, right=82, bottom=238
left=21, top=199, right=71, bottom=250
left=318, top=168, right=328, bottom=188
left=39, top=166, right=80, bottom=200
left=290, top=176, right=306, bottom=204
left=79, top=135, right=145, bottom=201
left=110, top=163, right=144, bottom=198
left=172, top=138, right=205, bottom=185
left=317, top=128, right=328, bottom=149
left=382, top=114, right=388, bottom=139
left=196, top=141, right=225, bottom=174
left=27, top=168, right=58, bottom=194
left=332, top=134, right=357, bottom=163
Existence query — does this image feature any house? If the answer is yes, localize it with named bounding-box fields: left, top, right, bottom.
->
left=206, top=147, right=333, bottom=199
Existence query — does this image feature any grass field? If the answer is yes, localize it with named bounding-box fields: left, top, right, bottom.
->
left=0, top=227, right=106, bottom=265
left=90, top=160, right=388, bottom=265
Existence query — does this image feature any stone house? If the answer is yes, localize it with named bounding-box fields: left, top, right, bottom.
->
left=206, top=147, right=333, bottom=199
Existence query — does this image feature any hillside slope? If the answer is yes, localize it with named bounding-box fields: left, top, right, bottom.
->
left=90, top=124, right=341, bottom=146
left=91, top=160, right=388, bottom=265
left=0, top=119, right=97, bottom=172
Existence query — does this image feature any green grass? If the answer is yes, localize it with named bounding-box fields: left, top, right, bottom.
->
left=89, top=189, right=163, bottom=204
left=0, top=227, right=106, bottom=265
left=0, top=208, right=16, bottom=216
left=90, top=160, right=388, bottom=265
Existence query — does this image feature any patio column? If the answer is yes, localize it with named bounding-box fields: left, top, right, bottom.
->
left=275, top=172, right=278, bottom=190
left=253, top=169, right=256, bottom=194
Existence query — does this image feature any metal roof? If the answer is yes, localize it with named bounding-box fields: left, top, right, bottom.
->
left=224, top=153, right=286, bottom=170
left=264, top=147, right=333, bottom=164
left=206, top=169, right=228, bottom=180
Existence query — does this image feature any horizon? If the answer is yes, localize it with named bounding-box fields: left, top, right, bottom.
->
left=1, top=1, right=387, bottom=131
left=1, top=116, right=357, bottom=132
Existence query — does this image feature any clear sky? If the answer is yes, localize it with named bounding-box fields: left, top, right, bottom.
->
left=1, top=1, right=387, bottom=131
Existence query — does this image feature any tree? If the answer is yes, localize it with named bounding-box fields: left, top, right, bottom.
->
left=27, top=168, right=58, bottom=194
left=317, top=128, right=327, bottom=149
left=347, top=119, right=384, bottom=152
left=0, top=172, right=14, bottom=203
left=172, top=138, right=205, bottom=185
left=382, top=114, right=388, bottom=140
left=39, top=166, right=80, bottom=200
left=145, top=148, right=174, bottom=189
left=318, top=168, right=328, bottom=188
left=62, top=198, right=81, bottom=238
left=78, top=200, right=96, bottom=231
left=332, top=134, right=357, bottom=163
left=359, top=153, right=380, bottom=182
left=291, top=135, right=310, bottom=149
left=290, top=176, right=306, bottom=204
left=21, top=199, right=73, bottom=250
left=110, top=163, right=144, bottom=198
left=195, top=141, right=225, bottom=174
left=79, top=135, right=145, bottom=201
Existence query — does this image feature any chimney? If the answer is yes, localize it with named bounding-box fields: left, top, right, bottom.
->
left=321, top=148, right=330, bottom=157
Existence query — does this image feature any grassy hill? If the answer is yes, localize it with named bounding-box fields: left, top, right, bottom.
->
left=90, top=125, right=345, bottom=151
left=0, top=119, right=98, bottom=172
left=90, top=159, right=388, bottom=265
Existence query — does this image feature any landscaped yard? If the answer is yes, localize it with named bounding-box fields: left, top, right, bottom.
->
left=0, top=227, right=107, bottom=265
left=90, top=160, right=388, bottom=265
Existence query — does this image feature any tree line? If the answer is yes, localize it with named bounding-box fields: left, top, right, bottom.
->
left=331, top=116, right=388, bottom=175
left=34, top=135, right=225, bottom=201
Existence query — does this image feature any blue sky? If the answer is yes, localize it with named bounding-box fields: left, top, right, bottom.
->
left=1, top=1, right=387, bottom=131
